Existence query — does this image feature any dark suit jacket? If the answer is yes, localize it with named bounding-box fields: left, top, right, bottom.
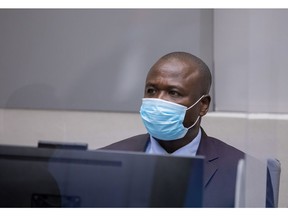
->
left=101, top=128, right=274, bottom=207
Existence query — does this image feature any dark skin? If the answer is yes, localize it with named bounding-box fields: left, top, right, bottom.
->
left=144, top=57, right=211, bottom=153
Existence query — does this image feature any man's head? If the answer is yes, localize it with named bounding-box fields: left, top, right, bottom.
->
left=148, top=52, right=212, bottom=96
left=141, top=52, right=211, bottom=147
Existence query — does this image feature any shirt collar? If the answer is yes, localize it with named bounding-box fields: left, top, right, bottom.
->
left=146, top=129, right=202, bottom=157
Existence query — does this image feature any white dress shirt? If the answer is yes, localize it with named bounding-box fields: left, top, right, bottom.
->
left=145, top=129, right=202, bottom=157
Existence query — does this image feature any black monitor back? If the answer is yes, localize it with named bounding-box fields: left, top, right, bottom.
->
left=0, top=144, right=204, bottom=207
left=38, top=140, right=88, bottom=150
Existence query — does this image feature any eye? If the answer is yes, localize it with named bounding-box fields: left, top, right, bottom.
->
left=145, top=87, right=157, bottom=95
left=169, top=90, right=181, bottom=97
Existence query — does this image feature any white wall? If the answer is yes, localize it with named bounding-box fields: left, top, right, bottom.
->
left=0, top=109, right=146, bottom=149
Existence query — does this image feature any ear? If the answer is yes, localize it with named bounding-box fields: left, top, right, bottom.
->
left=199, top=95, right=211, bottom=116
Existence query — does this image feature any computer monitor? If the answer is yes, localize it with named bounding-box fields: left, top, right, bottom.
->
left=0, top=144, right=204, bottom=207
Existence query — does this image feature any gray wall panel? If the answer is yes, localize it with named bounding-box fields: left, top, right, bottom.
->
left=0, top=9, right=213, bottom=112
left=214, top=9, right=288, bottom=113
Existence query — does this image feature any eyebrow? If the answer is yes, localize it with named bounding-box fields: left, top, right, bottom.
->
left=145, top=82, right=186, bottom=92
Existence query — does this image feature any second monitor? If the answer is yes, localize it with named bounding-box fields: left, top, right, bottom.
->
left=0, top=144, right=204, bottom=207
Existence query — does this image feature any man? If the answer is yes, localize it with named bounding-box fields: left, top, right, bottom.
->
left=101, top=52, right=274, bottom=207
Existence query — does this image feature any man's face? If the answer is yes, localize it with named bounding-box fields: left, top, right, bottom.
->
left=144, top=58, right=203, bottom=128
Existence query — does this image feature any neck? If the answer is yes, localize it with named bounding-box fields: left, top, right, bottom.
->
left=157, top=127, right=200, bottom=154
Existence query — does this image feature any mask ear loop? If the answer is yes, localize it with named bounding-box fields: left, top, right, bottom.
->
left=186, top=94, right=209, bottom=110
left=185, top=94, right=208, bottom=130
left=186, top=116, right=200, bottom=130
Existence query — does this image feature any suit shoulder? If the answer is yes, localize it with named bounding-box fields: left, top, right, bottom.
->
left=205, top=135, right=245, bottom=159
left=100, top=134, right=149, bottom=152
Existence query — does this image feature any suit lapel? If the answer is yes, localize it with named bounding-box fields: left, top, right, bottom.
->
left=132, top=134, right=150, bottom=151
left=141, top=130, right=219, bottom=188
left=196, top=128, right=219, bottom=187
left=100, top=134, right=149, bottom=152
left=105, top=130, right=219, bottom=188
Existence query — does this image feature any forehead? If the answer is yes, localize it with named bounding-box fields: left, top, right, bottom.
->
left=146, top=58, right=200, bottom=88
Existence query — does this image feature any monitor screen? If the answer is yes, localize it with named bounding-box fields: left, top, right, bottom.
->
left=0, top=144, right=204, bottom=207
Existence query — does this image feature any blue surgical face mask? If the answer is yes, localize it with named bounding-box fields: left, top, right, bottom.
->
left=139, top=95, right=207, bottom=141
